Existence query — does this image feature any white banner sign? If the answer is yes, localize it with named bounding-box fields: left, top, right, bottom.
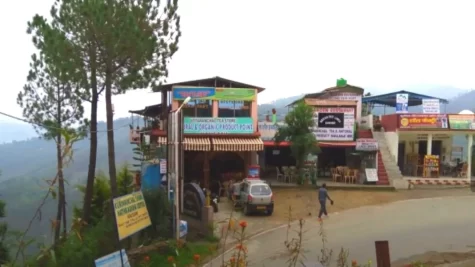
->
left=422, top=99, right=440, bottom=114
left=258, top=122, right=285, bottom=141
left=365, top=168, right=378, bottom=182
left=326, top=92, right=362, bottom=102
left=95, top=250, right=131, bottom=267
left=314, top=107, right=355, bottom=141
left=356, top=138, right=379, bottom=151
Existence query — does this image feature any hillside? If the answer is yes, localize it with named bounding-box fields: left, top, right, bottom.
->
left=0, top=88, right=473, bottom=253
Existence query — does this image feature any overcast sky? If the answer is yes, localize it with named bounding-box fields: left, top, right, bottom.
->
left=1, top=0, right=475, bottom=123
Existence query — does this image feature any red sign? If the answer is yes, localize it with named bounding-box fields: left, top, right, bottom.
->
left=399, top=114, right=448, bottom=129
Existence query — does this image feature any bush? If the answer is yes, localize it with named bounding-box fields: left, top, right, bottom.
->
left=142, top=188, right=172, bottom=242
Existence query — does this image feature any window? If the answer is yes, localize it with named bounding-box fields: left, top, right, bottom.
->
left=179, top=100, right=212, bottom=117
left=218, top=100, right=251, bottom=118
left=250, top=185, right=272, bottom=195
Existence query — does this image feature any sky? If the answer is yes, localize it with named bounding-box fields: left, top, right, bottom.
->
left=1, top=0, right=475, bottom=124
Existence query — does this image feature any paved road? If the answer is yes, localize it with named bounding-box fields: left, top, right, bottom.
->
left=207, top=196, right=475, bottom=267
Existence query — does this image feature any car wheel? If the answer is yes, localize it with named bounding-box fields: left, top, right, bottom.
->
left=243, top=204, right=249, bottom=216
left=266, top=209, right=273, bottom=216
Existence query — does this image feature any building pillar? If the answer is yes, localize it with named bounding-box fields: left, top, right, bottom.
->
left=203, top=152, right=210, bottom=190
left=467, top=135, right=473, bottom=181
left=427, top=133, right=433, bottom=155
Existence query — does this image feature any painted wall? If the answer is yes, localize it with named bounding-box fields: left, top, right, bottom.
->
left=322, top=92, right=363, bottom=122
left=384, top=131, right=399, bottom=161
left=360, top=114, right=374, bottom=129
left=381, top=114, right=399, bottom=132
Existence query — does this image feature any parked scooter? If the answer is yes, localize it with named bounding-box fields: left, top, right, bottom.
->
left=202, top=188, right=219, bottom=213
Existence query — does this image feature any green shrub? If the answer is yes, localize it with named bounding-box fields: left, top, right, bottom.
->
left=54, top=219, right=117, bottom=267
left=141, top=188, right=172, bottom=242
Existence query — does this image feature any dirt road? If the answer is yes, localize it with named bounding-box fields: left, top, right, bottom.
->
left=215, top=187, right=473, bottom=239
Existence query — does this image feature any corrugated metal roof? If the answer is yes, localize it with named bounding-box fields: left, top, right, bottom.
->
left=154, top=76, right=265, bottom=93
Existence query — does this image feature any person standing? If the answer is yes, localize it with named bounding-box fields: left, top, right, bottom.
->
left=318, top=183, right=333, bottom=221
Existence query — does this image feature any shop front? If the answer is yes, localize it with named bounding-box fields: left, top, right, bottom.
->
left=379, top=113, right=475, bottom=181
left=313, top=106, right=358, bottom=180
left=169, top=86, right=264, bottom=195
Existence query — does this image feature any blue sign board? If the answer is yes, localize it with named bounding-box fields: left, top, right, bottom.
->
left=173, top=87, right=215, bottom=100
left=95, top=249, right=131, bottom=267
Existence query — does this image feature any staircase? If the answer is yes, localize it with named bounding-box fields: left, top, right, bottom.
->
left=358, top=129, right=391, bottom=185
left=372, top=131, right=404, bottom=185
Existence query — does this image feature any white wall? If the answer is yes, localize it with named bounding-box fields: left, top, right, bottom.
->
left=384, top=132, right=399, bottom=161
left=360, top=114, right=373, bottom=129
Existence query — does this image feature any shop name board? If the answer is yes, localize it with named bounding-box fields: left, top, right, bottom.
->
left=399, top=114, right=448, bottom=129
left=113, top=191, right=151, bottom=240
left=356, top=138, right=379, bottom=151
left=326, top=92, right=362, bottom=101
left=448, top=114, right=475, bottom=130
left=184, top=117, right=254, bottom=134
left=314, top=107, right=355, bottom=141
left=258, top=122, right=285, bottom=141
left=173, top=87, right=256, bottom=101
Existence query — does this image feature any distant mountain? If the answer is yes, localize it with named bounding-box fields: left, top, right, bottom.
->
left=0, top=122, right=37, bottom=144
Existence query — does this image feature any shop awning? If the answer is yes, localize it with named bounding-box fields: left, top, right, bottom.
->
left=156, top=137, right=211, bottom=151
left=212, top=138, right=264, bottom=151
left=184, top=137, right=211, bottom=151
left=319, top=142, right=356, bottom=147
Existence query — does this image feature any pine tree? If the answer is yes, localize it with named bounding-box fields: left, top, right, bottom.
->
left=29, top=0, right=181, bottom=201
left=17, top=53, right=86, bottom=244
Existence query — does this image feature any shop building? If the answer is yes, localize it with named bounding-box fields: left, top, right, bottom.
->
left=363, top=90, right=474, bottom=185
left=129, top=76, right=265, bottom=193
left=259, top=81, right=386, bottom=185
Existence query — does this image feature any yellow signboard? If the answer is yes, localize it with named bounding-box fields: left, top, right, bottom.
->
left=113, top=191, right=152, bottom=240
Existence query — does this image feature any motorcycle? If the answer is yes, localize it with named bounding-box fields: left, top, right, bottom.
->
left=202, top=188, right=219, bottom=213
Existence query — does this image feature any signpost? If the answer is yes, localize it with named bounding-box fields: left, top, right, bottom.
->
left=95, top=250, right=131, bottom=267
left=113, top=191, right=152, bottom=240
left=356, top=138, right=379, bottom=151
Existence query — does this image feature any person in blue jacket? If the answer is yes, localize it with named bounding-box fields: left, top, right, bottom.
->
left=318, top=183, right=333, bottom=221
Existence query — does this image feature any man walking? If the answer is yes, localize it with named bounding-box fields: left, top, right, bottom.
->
left=318, top=183, right=333, bottom=221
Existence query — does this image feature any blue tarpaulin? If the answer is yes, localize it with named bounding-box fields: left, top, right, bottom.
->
left=141, top=163, right=161, bottom=191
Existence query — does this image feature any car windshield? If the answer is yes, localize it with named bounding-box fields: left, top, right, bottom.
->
left=250, top=185, right=271, bottom=195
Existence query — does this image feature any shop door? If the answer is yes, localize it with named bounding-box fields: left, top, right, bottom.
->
left=432, top=140, right=442, bottom=157
left=418, top=141, right=427, bottom=156
left=398, top=142, right=405, bottom=172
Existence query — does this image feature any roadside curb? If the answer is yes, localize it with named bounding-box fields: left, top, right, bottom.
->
left=269, top=183, right=396, bottom=192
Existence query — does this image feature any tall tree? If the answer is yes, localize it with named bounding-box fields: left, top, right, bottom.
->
left=17, top=53, right=86, bottom=243
left=274, top=101, right=320, bottom=183
left=27, top=4, right=105, bottom=224
left=48, top=0, right=181, bottom=198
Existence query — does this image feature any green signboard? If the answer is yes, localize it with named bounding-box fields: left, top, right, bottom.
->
left=448, top=114, right=475, bottom=129
left=173, top=87, right=256, bottom=101
left=184, top=117, right=254, bottom=134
